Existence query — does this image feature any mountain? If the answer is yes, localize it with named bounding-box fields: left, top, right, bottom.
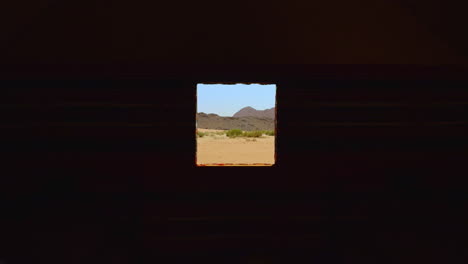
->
left=232, top=106, right=275, bottom=119
left=196, top=112, right=274, bottom=131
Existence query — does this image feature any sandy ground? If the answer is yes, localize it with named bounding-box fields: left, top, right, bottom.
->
left=196, top=129, right=275, bottom=166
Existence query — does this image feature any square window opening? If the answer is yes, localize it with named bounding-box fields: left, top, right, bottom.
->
left=196, top=83, right=277, bottom=166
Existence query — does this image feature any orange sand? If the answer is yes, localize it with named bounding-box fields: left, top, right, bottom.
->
left=196, top=129, right=275, bottom=166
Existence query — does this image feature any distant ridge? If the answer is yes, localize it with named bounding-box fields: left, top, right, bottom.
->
left=197, top=112, right=274, bottom=131
left=232, top=106, right=275, bottom=119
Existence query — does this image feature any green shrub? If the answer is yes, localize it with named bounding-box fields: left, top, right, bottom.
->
left=226, top=129, right=243, bottom=138
left=197, top=131, right=206, bottom=137
left=225, top=129, right=274, bottom=138
left=243, top=130, right=263, bottom=137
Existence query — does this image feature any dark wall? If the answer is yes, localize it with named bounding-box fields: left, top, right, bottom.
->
left=1, top=0, right=468, bottom=262
left=2, top=1, right=468, bottom=64
left=1, top=65, right=467, bottom=263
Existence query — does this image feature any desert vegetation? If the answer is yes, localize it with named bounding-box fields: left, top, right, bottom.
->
left=197, top=131, right=207, bottom=137
left=242, top=130, right=263, bottom=138
left=226, top=129, right=243, bottom=138
left=223, top=129, right=274, bottom=138
left=197, top=129, right=275, bottom=139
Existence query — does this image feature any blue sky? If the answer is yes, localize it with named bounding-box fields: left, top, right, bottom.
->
left=197, top=83, right=276, bottom=117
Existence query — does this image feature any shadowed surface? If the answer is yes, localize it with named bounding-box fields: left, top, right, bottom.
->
left=1, top=0, right=468, bottom=263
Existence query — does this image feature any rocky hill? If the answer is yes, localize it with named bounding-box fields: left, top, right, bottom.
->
left=196, top=112, right=274, bottom=131
left=232, top=106, right=275, bottom=119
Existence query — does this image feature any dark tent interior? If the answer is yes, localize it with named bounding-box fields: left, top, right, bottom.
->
left=1, top=1, right=467, bottom=263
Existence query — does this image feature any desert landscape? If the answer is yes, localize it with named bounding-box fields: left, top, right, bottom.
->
left=196, top=128, right=275, bottom=166
left=196, top=106, right=275, bottom=131
left=196, top=106, right=276, bottom=166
